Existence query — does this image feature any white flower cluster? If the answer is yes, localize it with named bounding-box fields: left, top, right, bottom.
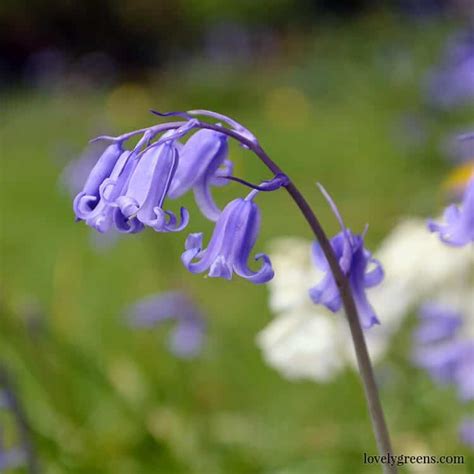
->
left=257, top=219, right=474, bottom=382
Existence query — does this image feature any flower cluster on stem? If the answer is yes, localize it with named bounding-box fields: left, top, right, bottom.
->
left=73, top=109, right=395, bottom=471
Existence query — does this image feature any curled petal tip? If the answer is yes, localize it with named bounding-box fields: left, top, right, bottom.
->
left=145, top=207, right=189, bottom=233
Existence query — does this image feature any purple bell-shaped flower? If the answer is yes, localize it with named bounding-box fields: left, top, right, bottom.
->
left=182, top=190, right=274, bottom=284
left=309, top=185, right=384, bottom=329
left=168, top=128, right=231, bottom=221
left=114, top=138, right=189, bottom=233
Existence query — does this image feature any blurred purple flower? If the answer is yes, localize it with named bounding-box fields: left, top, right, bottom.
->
left=202, top=21, right=278, bottom=67
left=459, top=418, right=474, bottom=449
left=24, top=48, right=118, bottom=93
left=182, top=190, right=274, bottom=284
left=413, top=303, right=474, bottom=401
left=127, top=291, right=205, bottom=358
left=71, top=51, right=118, bottom=90
left=0, top=443, right=25, bottom=472
left=396, top=0, right=444, bottom=19
left=414, top=303, right=462, bottom=344
left=440, top=130, right=474, bottom=164
left=309, top=185, right=384, bottom=329
left=0, top=371, right=37, bottom=472
left=424, top=30, right=474, bottom=109
left=168, top=128, right=231, bottom=221
left=23, top=48, right=67, bottom=91
left=428, top=176, right=474, bottom=246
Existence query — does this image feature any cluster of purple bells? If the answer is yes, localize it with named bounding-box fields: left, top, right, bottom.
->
left=73, top=110, right=473, bottom=320
left=73, top=110, right=474, bottom=448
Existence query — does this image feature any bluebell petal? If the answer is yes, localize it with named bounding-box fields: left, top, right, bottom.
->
left=168, top=129, right=230, bottom=221
left=113, top=209, right=144, bottom=233
left=183, top=200, right=241, bottom=274
left=83, top=150, right=132, bottom=233
left=234, top=253, right=274, bottom=284
left=208, top=255, right=233, bottom=280
left=182, top=195, right=273, bottom=283
left=73, top=142, right=123, bottom=219
left=113, top=138, right=187, bottom=234
left=309, top=275, right=343, bottom=312
left=193, top=179, right=222, bottom=221
left=168, top=129, right=228, bottom=198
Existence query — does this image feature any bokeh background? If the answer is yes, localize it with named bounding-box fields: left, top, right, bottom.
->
left=1, top=1, right=473, bottom=472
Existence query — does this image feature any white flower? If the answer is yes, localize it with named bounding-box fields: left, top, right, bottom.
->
left=257, top=219, right=473, bottom=382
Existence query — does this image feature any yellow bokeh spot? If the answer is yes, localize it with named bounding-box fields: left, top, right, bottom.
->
left=106, top=83, right=152, bottom=129
left=263, top=86, right=313, bottom=129
left=443, top=161, right=474, bottom=192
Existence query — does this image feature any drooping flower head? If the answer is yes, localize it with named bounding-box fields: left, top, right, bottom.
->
left=72, top=113, right=242, bottom=235
left=182, top=189, right=274, bottom=284
left=127, top=291, right=205, bottom=358
left=309, top=184, right=384, bottom=329
left=428, top=176, right=474, bottom=246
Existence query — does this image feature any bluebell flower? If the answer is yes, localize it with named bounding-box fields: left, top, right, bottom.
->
left=73, top=141, right=124, bottom=221
left=459, top=418, right=474, bottom=449
left=168, top=129, right=231, bottom=221
left=413, top=302, right=474, bottom=401
left=127, top=291, right=205, bottom=358
left=309, top=185, right=384, bottom=329
left=428, top=177, right=474, bottom=246
left=414, top=340, right=474, bottom=401
left=114, top=139, right=189, bottom=233
left=424, top=30, right=474, bottom=109
left=182, top=190, right=274, bottom=284
left=82, top=150, right=132, bottom=233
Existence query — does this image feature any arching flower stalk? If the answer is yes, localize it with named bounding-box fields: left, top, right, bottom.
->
left=72, top=109, right=395, bottom=472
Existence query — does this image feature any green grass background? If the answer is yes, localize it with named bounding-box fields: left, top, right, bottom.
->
left=1, top=14, right=473, bottom=473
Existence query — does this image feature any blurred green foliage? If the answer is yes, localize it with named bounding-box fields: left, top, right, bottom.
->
left=1, top=14, right=473, bottom=473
